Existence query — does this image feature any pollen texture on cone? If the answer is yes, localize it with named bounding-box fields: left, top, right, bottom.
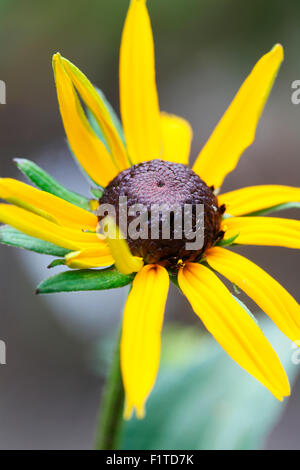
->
left=99, top=159, right=223, bottom=266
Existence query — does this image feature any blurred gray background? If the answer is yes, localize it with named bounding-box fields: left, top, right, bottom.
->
left=0, top=0, right=299, bottom=449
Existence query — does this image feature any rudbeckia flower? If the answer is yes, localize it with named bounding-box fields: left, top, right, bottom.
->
left=1, top=0, right=300, bottom=421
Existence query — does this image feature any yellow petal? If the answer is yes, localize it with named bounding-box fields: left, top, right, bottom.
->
left=53, top=53, right=119, bottom=187
left=65, top=246, right=114, bottom=269
left=222, top=216, right=300, bottom=248
left=160, top=112, right=193, bottom=165
left=121, top=264, right=169, bottom=418
left=102, top=216, right=143, bottom=274
left=0, top=178, right=98, bottom=231
left=120, top=0, right=162, bottom=164
left=61, top=57, right=130, bottom=171
left=193, top=44, right=284, bottom=189
left=178, top=262, right=290, bottom=400
left=0, top=204, right=101, bottom=250
left=206, top=247, right=300, bottom=342
left=219, top=185, right=300, bottom=216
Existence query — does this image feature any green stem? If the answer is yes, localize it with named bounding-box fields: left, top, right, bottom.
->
left=94, top=328, right=124, bottom=450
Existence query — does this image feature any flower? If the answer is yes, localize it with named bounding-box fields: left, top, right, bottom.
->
left=1, top=0, right=300, bottom=419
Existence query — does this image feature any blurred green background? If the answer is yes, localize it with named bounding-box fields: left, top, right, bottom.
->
left=0, top=0, right=299, bottom=449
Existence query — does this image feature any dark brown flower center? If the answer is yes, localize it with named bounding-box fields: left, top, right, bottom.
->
left=99, top=159, right=223, bottom=267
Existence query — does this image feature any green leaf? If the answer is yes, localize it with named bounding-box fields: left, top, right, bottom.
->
left=36, top=267, right=134, bottom=294
left=14, top=158, right=91, bottom=211
left=0, top=225, right=70, bottom=257
left=121, top=320, right=298, bottom=450
left=244, top=202, right=300, bottom=217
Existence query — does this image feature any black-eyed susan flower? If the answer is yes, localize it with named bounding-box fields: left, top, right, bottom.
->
left=1, top=0, right=300, bottom=421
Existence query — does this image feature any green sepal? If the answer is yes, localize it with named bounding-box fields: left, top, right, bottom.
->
left=169, top=272, right=179, bottom=289
left=232, top=283, right=241, bottom=295
left=36, top=267, right=135, bottom=294
left=244, top=202, right=300, bottom=217
left=47, top=259, right=66, bottom=269
left=0, top=225, right=70, bottom=257
left=215, top=232, right=239, bottom=247
left=14, top=158, right=91, bottom=211
left=90, top=187, right=104, bottom=199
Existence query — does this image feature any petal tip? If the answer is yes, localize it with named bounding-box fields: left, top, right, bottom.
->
left=123, top=399, right=133, bottom=421
left=52, top=52, right=61, bottom=63
left=136, top=404, right=145, bottom=420
left=52, top=52, right=64, bottom=72
left=271, top=43, right=284, bottom=61
left=123, top=401, right=145, bottom=420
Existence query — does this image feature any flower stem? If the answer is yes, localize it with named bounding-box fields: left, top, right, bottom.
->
left=94, top=327, right=124, bottom=450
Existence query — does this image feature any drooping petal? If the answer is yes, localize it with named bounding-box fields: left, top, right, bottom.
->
left=61, top=57, right=130, bottom=171
left=102, top=216, right=143, bottom=274
left=219, top=185, right=300, bottom=216
left=160, top=112, right=193, bottom=165
left=178, top=262, right=290, bottom=400
left=120, top=0, right=162, bottom=164
left=0, top=178, right=98, bottom=231
left=222, top=216, right=300, bottom=248
left=193, top=44, right=284, bottom=189
left=121, top=264, right=169, bottom=418
left=0, top=204, right=101, bottom=251
left=65, top=246, right=114, bottom=269
left=206, top=247, right=300, bottom=342
left=53, top=53, right=119, bottom=187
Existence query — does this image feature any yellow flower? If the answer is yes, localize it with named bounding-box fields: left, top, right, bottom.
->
left=1, top=0, right=300, bottom=419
